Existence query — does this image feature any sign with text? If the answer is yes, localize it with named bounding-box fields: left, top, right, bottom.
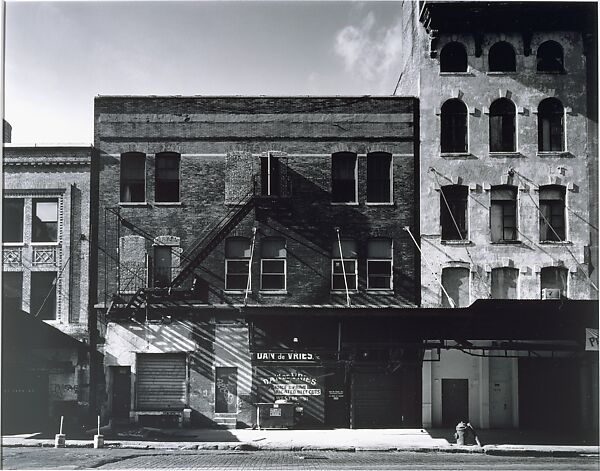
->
left=253, top=352, right=320, bottom=362
left=585, top=328, right=599, bottom=351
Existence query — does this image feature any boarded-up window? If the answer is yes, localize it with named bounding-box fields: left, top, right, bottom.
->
left=441, top=100, right=468, bottom=153
left=541, top=266, right=568, bottom=298
left=120, top=152, right=146, bottom=203
left=440, top=185, right=468, bottom=241
left=489, top=98, right=516, bottom=152
left=367, top=152, right=392, bottom=203
left=441, top=267, right=469, bottom=307
left=331, top=152, right=357, bottom=203
left=491, top=185, right=518, bottom=242
left=538, top=98, right=564, bottom=152
left=491, top=267, right=519, bottom=299
left=539, top=185, right=566, bottom=241
left=225, top=151, right=254, bottom=204
left=119, top=235, right=147, bottom=293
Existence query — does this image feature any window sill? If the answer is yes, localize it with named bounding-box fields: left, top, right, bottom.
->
left=366, top=289, right=394, bottom=294
left=365, top=202, right=394, bottom=206
left=537, top=151, right=571, bottom=158
left=490, top=240, right=522, bottom=245
left=539, top=240, right=571, bottom=245
left=259, top=290, right=288, bottom=295
left=154, top=201, right=183, bottom=206
left=30, top=241, right=60, bottom=246
left=224, top=290, right=250, bottom=295
left=331, top=202, right=359, bottom=206
left=536, top=70, right=566, bottom=75
left=441, top=152, right=473, bottom=159
left=439, top=71, right=474, bottom=76
left=119, top=202, right=150, bottom=207
left=486, top=71, right=518, bottom=75
left=330, top=290, right=358, bottom=294
left=489, top=152, right=521, bottom=158
left=2, top=242, right=26, bottom=246
left=441, top=240, right=472, bottom=246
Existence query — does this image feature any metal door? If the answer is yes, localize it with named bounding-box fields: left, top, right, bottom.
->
left=325, top=367, right=349, bottom=428
left=137, top=353, right=187, bottom=410
left=442, top=379, right=469, bottom=427
left=215, top=367, right=238, bottom=413
left=111, top=367, right=131, bottom=418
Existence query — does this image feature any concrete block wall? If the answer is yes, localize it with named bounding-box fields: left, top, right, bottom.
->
left=411, top=29, right=594, bottom=306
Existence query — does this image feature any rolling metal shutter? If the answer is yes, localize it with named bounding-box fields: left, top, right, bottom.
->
left=352, top=370, right=403, bottom=428
left=136, top=353, right=187, bottom=410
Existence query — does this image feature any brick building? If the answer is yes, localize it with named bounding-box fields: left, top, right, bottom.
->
left=94, top=96, right=423, bottom=428
left=397, top=1, right=598, bottom=431
left=2, top=144, right=96, bottom=432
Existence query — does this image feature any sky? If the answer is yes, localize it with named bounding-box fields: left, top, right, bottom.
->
left=3, top=1, right=406, bottom=144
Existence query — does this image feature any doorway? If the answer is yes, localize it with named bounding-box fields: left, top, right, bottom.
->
left=442, top=379, right=468, bottom=427
left=215, top=367, right=238, bottom=413
left=111, top=367, right=131, bottom=419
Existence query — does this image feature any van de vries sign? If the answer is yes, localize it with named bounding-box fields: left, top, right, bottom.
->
left=253, top=352, right=320, bottom=362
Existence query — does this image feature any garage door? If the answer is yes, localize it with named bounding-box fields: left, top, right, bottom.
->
left=137, top=353, right=187, bottom=410
left=352, top=369, right=403, bottom=428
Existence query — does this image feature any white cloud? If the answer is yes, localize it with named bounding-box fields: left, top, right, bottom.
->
left=334, top=12, right=403, bottom=93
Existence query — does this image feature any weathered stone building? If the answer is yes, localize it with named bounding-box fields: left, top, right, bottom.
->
left=397, top=1, right=598, bottom=430
left=2, top=144, right=96, bottom=432
left=94, top=96, right=423, bottom=428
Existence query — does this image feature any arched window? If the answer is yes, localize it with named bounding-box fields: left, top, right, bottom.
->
left=441, top=266, right=470, bottom=307
left=538, top=98, right=564, bottom=152
left=489, top=41, right=516, bottom=72
left=541, top=266, right=568, bottom=299
left=440, top=42, right=468, bottom=72
left=491, top=267, right=519, bottom=299
left=440, top=185, right=468, bottom=241
left=441, top=99, right=468, bottom=153
left=489, top=98, right=516, bottom=152
left=537, top=40, right=564, bottom=72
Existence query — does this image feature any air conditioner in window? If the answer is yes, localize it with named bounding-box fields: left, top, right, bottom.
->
left=542, top=288, right=561, bottom=300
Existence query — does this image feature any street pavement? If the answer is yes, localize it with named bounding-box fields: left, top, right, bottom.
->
left=2, top=428, right=598, bottom=457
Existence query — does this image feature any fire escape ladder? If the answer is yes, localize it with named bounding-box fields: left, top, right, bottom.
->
left=170, top=184, right=258, bottom=288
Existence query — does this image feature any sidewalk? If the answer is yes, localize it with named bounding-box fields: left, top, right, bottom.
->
left=2, top=428, right=598, bottom=457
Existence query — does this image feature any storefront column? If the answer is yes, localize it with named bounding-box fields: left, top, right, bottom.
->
left=511, top=358, right=519, bottom=428
left=422, top=350, right=433, bottom=428
left=478, top=353, right=490, bottom=429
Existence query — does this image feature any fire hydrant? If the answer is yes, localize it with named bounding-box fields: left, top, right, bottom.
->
left=455, top=421, right=467, bottom=445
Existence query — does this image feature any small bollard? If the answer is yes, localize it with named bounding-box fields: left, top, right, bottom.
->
left=55, top=416, right=66, bottom=448
left=94, top=415, right=104, bottom=449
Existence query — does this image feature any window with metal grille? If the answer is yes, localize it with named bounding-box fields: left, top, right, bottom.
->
left=489, top=41, right=516, bottom=72
left=367, top=239, right=393, bottom=290
left=440, top=42, right=468, bottom=72
left=537, top=40, right=564, bottom=72
left=225, top=237, right=251, bottom=291
left=120, top=152, right=146, bottom=203
left=331, top=152, right=357, bottom=203
left=538, top=98, right=564, bottom=152
left=491, top=267, right=519, bottom=299
left=489, top=98, right=516, bottom=152
left=539, top=185, right=566, bottom=241
left=491, top=185, right=518, bottom=242
left=155, top=152, right=180, bottom=202
left=440, top=185, right=468, bottom=241
left=260, top=238, right=286, bottom=291
left=31, top=271, right=57, bottom=320
left=3, top=198, right=24, bottom=243
left=32, top=199, right=58, bottom=243
left=441, top=267, right=470, bottom=307
left=540, top=266, right=568, bottom=298
left=332, top=239, right=357, bottom=291
left=441, top=99, right=468, bottom=153
left=367, top=152, right=392, bottom=203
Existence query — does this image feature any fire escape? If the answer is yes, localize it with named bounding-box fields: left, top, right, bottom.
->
left=106, top=161, right=291, bottom=321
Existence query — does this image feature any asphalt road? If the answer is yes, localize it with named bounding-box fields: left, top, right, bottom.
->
left=2, top=448, right=599, bottom=470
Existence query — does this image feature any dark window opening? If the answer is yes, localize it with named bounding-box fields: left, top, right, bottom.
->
left=441, top=99, right=468, bottom=153
left=440, top=185, right=468, bottom=241
left=440, top=42, right=468, bottom=72
left=3, top=198, right=24, bottom=243
left=537, top=41, right=564, bottom=72
left=491, top=267, right=518, bottom=299
left=260, top=155, right=281, bottom=196
left=155, top=152, right=180, bottom=202
left=331, top=152, right=357, bottom=203
left=491, top=185, right=518, bottom=242
left=31, top=271, right=56, bottom=320
left=120, top=152, right=146, bottom=203
left=541, top=266, right=568, bottom=298
left=489, top=98, right=516, bottom=152
left=225, top=237, right=251, bottom=291
left=2, top=271, right=23, bottom=310
left=539, top=185, right=565, bottom=242
left=367, top=152, right=392, bottom=203
left=489, top=41, right=516, bottom=72
left=32, top=199, right=58, bottom=243
left=441, top=267, right=469, bottom=307
left=153, top=246, right=173, bottom=288
left=538, top=98, right=564, bottom=152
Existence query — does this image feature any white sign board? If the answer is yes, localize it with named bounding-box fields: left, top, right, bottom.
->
left=585, top=328, right=599, bottom=351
